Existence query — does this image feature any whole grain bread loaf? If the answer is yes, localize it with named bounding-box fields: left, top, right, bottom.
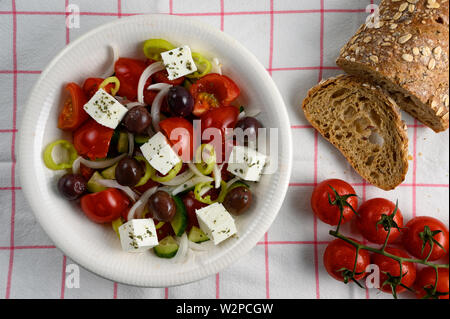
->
left=302, top=75, right=409, bottom=190
left=337, top=0, right=449, bottom=132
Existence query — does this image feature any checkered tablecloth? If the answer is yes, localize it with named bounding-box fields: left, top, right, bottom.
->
left=0, top=0, right=448, bottom=299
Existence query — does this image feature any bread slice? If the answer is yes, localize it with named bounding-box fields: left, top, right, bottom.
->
left=302, top=75, right=409, bottom=190
left=336, top=0, right=449, bottom=132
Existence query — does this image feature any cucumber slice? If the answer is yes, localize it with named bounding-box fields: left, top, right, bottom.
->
left=101, top=163, right=118, bottom=179
left=87, top=171, right=108, bottom=193
left=153, top=235, right=179, bottom=258
left=134, top=135, right=150, bottom=146
left=170, top=195, right=188, bottom=236
left=188, top=226, right=209, bottom=243
left=117, top=131, right=129, bottom=153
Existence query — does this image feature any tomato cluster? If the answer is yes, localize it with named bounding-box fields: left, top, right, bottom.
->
left=311, top=179, right=449, bottom=299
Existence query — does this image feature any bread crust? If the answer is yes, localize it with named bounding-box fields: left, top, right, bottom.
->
left=337, top=0, right=449, bottom=132
left=302, top=75, right=409, bottom=190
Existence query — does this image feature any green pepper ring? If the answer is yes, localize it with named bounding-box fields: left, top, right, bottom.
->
left=99, top=76, right=121, bottom=96
left=143, top=39, right=176, bottom=61
left=134, top=156, right=154, bottom=187
left=43, top=140, right=78, bottom=170
left=195, top=144, right=216, bottom=175
left=151, top=161, right=183, bottom=183
left=186, top=52, right=212, bottom=79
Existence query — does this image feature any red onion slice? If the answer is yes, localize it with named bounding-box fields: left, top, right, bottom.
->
left=151, top=84, right=172, bottom=132
left=137, top=62, right=165, bottom=104
left=97, top=179, right=139, bottom=202
left=79, top=153, right=127, bottom=170
left=160, top=169, right=195, bottom=186
left=127, top=186, right=158, bottom=221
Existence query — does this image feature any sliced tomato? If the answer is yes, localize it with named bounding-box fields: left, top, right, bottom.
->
left=152, top=69, right=185, bottom=86
left=201, top=106, right=239, bottom=162
left=190, top=73, right=240, bottom=116
left=82, top=78, right=114, bottom=100
left=155, top=219, right=175, bottom=241
left=79, top=163, right=95, bottom=181
left=159, top=117, right=194, bottom=162
left=133, top=178, right=160, bottom=194
left=182, top=191, right=206, bottom=231
left=144, top=89, right=158, bottom=106
left=80, top=188, right=130, bottom=223
left=73, top=119, right=114, bottom=160
left=114, top=58, right=148, bottom=101
left=57, top=83, right=89, bottom=131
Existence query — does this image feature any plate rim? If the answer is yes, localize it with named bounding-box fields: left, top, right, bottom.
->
left=18, top=13, right=293, bottom=287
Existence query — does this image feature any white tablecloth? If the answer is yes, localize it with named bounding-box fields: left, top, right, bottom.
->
left=0, top=0, right=448, bottom=299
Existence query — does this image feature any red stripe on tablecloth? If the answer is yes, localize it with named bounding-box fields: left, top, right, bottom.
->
left=412, top=119, right=418, bottom=218
left=289, top=182, right=449, bottom=188
left=5, top=0, right=17, bottom=300
left=60, top=255, right=67, bottom=299
left=216, top=273, right=220, bottom=299
left=0, top=245, right=56, bottom=250
left=263, top=0, right=274, bottom=300
left=113, top=283, right=118, bottom=299
left=65, top=0, right=70, bottom=44
left=165, top=287, right=169, bottom=299
left=0, top=129, right=18, bottom=133
left=269, top=66, right=340, bottom=72
left=312, top=0, right=325, bottom=300
left=0, top=8, right=372, bottom=17
left=118, top=0, right=122, bottom=18
left=169, top=0, right=173, bottom=15
left=220, top=0, right=224, bottom=31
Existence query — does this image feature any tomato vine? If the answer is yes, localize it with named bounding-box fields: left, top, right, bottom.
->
left=327, top=186, right=449, bottom=299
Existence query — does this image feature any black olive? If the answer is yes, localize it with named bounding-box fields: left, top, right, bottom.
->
left=122, top=106, right=152, bottom=134
left=148, top=191, right=177, bottom=222
left=115, top=157, right=144, bottom=187
left=235, top=117, right=263, bottom=145
left=223, top=187, right=252, bottom=215
left=58, top=174, right=87, bottom=200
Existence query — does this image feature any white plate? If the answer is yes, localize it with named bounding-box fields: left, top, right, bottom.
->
left=18, top=14, right=292, bottom=287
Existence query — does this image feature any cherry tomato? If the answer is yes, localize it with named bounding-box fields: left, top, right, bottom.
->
left=57, top=83, right=89, bottom=131
left=371, top=247, right=416, bottom=295
left=323, top=238, right=370, bottom=283
left=201, top=106, right=239, bottom=161
left=82, top=78, right=114, bottom=100
left=155, top=220, right=175, bottom=241
left=415, top=267, right=449, bottom=299
left=152, top=69, right=185, bottom=86
left=114, top=58, right=148, bottom=100
left=159, top=117, right=194, bottom=162
left=311, top=179, right=358, bottom=226
left=182, top=191, right=206, bottom=231
left=80, top=188, right=130, bottom=223
left=144, top=89, right=158, bottom=106
left=356, top=198, right=403, bottom=244
left=190, top=73, right=240, bottom=116
left=402, top=216, right=449, bottom=261
left=79, top=163, right=95, bottom=181
left=73, top=119, right=114, bottom=160
left=133, top=178, right=160, bottom=194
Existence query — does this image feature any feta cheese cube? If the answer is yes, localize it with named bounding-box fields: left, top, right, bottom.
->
left=161, top=45, right=197, bottom=80
left=196, top=203, right=237, bottom=245
left=118, top=218, right=158, bottom=252
left=227, top=146, right=267, bottom=182
left=140, top=132, right=181, bottom=175
left=83, top=88, right=128, bottom=129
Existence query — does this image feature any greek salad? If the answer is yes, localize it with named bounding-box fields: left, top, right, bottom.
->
left=43, top=39, right=267, bottom=262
